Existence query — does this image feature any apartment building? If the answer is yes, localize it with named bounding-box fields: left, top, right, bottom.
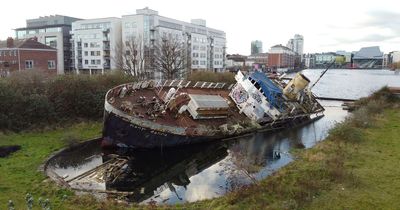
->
left=70, top=18, right=122, bottom=74
left=267, top=44, right=295, bottom=69
left=15, top=15, right=81, bottom=74
left=121, top=7, right=226, bottom=78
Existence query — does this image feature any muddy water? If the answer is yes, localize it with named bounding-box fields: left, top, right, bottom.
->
left=47, top=69, right=400, bottom=204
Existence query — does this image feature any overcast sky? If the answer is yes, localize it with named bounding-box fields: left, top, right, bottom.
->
left=1, top=0, right=399, bottom=54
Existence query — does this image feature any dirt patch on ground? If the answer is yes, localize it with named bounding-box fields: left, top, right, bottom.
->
left=0, top=145, right=21, bottom=158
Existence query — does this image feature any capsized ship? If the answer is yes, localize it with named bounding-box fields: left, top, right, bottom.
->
left=102, top=71, right=324, bottom=149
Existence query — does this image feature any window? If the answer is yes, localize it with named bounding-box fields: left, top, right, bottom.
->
left=192, top=45, right=199, bottom=50
left=192, top=53, right=199, bottom=58
left=84, top=60, right=89, bottom=64
left=45, top=36, right=57, bottom=48
left=200, top=61, right=206, bottom=65
left=192, top=60, right=199, bottom=65
left=200, top=46, right=206, bottom=51
left=90, top=51, right=95, bottom=56
left=96, top=51, right=101, bottom=56
left=84, top=51, right=88, bottom=56
left=91, top=60, right=96, bottom=65
left=25, top=60, right=33, bottom=69
left=48, top=60, right=56, bottom=69
left=84, top=43, right=88, bottom=48
left=90, top=42, right=99, bottom=48
left=200, top=53, right=206, bottom=58
left=96, top=60, right=101, bottom=65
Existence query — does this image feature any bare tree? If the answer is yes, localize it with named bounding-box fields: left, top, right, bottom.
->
left=113, top=35, right=146, bottom=78
left=153, top=36, right=187, bottom=80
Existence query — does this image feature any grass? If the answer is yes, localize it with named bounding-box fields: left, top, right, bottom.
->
left=306, top=109, right=400, bottom=209
left=0, top=122, right=102, bottom=210
left=0, top=88, right=399, bottom=209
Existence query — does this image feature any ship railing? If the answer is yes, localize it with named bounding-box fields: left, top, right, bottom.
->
left=108, top=79, right=234, bottom=101
left=155, top=80, right=231, bottom=90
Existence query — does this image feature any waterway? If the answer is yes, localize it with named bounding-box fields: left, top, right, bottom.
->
left=47, top=69, right=400, bottom=204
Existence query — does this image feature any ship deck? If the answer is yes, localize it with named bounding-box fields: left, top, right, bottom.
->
left=107, top=86, right=248, bottom=130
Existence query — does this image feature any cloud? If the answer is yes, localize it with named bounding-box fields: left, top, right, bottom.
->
left=361, top=10, right=400, bottom=34
left=359, top=34, right=397, bottom=42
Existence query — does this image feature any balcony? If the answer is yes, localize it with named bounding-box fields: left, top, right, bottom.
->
left=103, top=45, right=111, bottom=51
left=103, top=36, right=110, bottom=42
left=103, top=63, right=111, bottom=69
left=103, top=53, right=110, bottom=58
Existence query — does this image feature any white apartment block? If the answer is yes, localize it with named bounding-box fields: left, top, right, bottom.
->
left=121, top=7, right=226, bottom=78
left=71, top=18, right=121, bottom=73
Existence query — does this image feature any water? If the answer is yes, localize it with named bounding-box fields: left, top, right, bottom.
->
left=302, top=69, right=400, bottom=99
left=47, top=69, right=400, bottom=204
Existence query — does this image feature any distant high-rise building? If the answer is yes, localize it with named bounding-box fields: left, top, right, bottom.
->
left=251, top=40, right=263, bottom=55
left=286, top=34, right=303, bottom=55
left=15, top=15, right=82, bottom=74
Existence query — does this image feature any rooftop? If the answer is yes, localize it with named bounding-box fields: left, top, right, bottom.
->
left=0, top=38, right=55, bottom=50
left=354, top=46, right=383, bottom=59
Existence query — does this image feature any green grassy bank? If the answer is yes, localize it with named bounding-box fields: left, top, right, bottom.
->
left=0, top=88, right=399, bottom=209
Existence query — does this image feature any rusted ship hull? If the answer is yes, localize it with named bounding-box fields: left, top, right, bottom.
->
left=102, top=106, right=320, bottom=149
left=102, top=112, right=215, bottom=148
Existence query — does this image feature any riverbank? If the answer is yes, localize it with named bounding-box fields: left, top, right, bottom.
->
left=182, top=87, right=400, bottom=209
left=0, top=88, right=399, bottom=209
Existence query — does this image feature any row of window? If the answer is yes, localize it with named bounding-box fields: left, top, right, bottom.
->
left=84, top=51, right=101, bottom=56
left=84, top=59, right=102, bottom=65
left=74, top=22, right=111, bottom=31
left=191, top=60, right=223, bottom=66
left=192, top=53, right=206, bottom=58
left=16, top=27, right=62, bottom=38
left=214, top=61, right=223, bottom=65
left=0, top=50, right=17, bottom=57
left=124, top=22, right=137, bottom=29
left=192, top=37, right=207, bottom=43
left=192, top=45, right=207, bottom=51
left=82, top=42, right=101, bottom=48
left=214, top=47, right=223, bottom=53
left=192, top=53, right=223, bottom=59
left=24, top=60, right=56, bottom=69
left=214, top=54, right=223, bottom=59
left=192, top=60, right=206, bottom=65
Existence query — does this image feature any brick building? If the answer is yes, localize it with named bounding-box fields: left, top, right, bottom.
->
left=267, top=44, right=295, bottom=69
left=0, top=37, right=57, bottom=76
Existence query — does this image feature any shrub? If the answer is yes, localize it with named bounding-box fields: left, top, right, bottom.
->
left=328, top=121, right=364, bottom=143
left=187, top=71, right=236, bottom=84
left=0, top=71, right=132, bottom=132
left=351, top=107, right=374, bottom=128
